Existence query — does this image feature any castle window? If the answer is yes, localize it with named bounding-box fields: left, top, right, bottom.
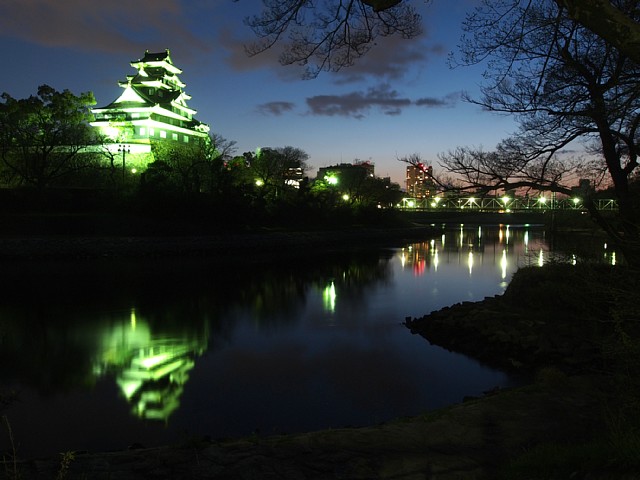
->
left=132, top=113, right=140, bottom=118
left=172, top=133, right=178, bottom=141
left=139, top=127, right=146, bottom=136
left=149, top=128, right=155, bottom=137
left=183, top=135, right=189, bottom=143
left=160, top=131, right=167, bottom=139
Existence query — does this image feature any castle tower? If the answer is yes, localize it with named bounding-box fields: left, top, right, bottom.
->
left=91, top=49, right=210, bottom=162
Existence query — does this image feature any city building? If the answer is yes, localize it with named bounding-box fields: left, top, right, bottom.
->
left=405, top=163, right=436, bottom=198
left=91, top=49, right=210, bottom=168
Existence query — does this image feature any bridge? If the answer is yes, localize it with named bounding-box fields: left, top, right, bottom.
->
left=398, top=196, right=618, bottom=212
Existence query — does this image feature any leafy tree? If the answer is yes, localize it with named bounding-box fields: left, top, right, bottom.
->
left=148, top=133, right=237, bottom=195
left=248, top=146, right=309, bottom=199
left=0, top=85, right=100, bottom=191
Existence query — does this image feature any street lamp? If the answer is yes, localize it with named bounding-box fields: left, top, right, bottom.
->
left=118, top=144, right=131, bottom=182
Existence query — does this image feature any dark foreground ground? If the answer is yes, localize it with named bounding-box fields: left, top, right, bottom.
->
left=2, top=228, right=639, bottom=479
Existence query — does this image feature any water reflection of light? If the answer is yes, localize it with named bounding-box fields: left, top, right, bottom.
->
left=524, top=231, right=529, bottom=252
left=434, top=249, right=439, bottom=271
left=468, top=251, right=473, bottom=275
left=130, top=308, right=137, bottom=329
left=500, top=249, right=508, bottom=279
left=612, top=252, right=617, bottom=266
left=323, top=282, right=337, bottom=312
left=441, top=234, right=445, bottom=248
left=538, top=249, right=544, bottom=267
left=571, top=254, right=577, bottom=266
left=499, top=227, right=503, bottom=243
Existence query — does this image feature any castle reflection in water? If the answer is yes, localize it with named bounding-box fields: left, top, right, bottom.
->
left=93, top=309, right=208, bottom=421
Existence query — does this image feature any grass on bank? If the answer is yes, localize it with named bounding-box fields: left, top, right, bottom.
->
left=498, top=264, right=640, bottom=479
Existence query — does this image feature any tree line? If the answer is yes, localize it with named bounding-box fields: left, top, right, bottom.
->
left=0, top=85, right=403, bottom=227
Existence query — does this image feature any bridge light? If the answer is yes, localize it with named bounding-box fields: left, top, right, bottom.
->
left=468, top=197, right=476, bottom=205
left=572, top=197, right=581, bottom=205
left=538, top=196, right=547, bottom=204
left=502, top=196, right=510, bottom=205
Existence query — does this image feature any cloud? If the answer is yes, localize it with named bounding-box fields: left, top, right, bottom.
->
left=218, top=19, right=445, bottom=83
left=415, top=91, right=461, bottom=108
left=0, top=0, right=211, bottom=56
left=257, top=101, right=296, bottom=116
left=331, top=35, right=445, bottom=84
left=306, top=84, right=412, bottom=119
left=218, top=28, right=307, bottom=81
left=305, top=85, right=461, bottom=118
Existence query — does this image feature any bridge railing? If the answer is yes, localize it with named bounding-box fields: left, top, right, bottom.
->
left=398, top=196, right=618, bottom=211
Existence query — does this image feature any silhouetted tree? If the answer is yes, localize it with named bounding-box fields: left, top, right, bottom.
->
left=240, top=0, right=422, bottom=77
left=240, top=1, right=640, bottom=73
left=439, top=0, right=640, bottom=265
left=0, top=85, right=100, bottom=192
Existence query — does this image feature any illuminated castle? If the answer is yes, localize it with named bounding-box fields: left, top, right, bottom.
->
left=91, top=49, right=210, bottom=164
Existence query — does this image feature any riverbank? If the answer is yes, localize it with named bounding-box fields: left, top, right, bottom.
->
left=10, top=375, right=614, bottom=480
left=0, top=222, right=437, bottom=261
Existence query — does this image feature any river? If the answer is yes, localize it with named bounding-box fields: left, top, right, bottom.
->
left=0, top=224, right=615, bottom=459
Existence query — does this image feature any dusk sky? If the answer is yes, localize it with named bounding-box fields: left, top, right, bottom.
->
left=0, top=0, right=519, bottom=186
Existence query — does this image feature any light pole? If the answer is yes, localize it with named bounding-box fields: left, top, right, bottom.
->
left=118, top=144, right=130, bottom=183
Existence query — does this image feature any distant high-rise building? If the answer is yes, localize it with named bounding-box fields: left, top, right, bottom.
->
left=91, top=49, right=210, bottom=165
left=406, top=164, right=435, bottom=198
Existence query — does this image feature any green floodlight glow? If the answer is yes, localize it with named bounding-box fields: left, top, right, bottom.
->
left=342, top=194, right=350, bottom=201
left=326, top=175, right=338, bottom=185
left=255, top=179, right=264, bottom=187
left=103, top=126, right=121, bottom=140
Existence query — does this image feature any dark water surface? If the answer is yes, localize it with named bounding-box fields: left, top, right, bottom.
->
left=0, top=225, right=614, bottom=458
